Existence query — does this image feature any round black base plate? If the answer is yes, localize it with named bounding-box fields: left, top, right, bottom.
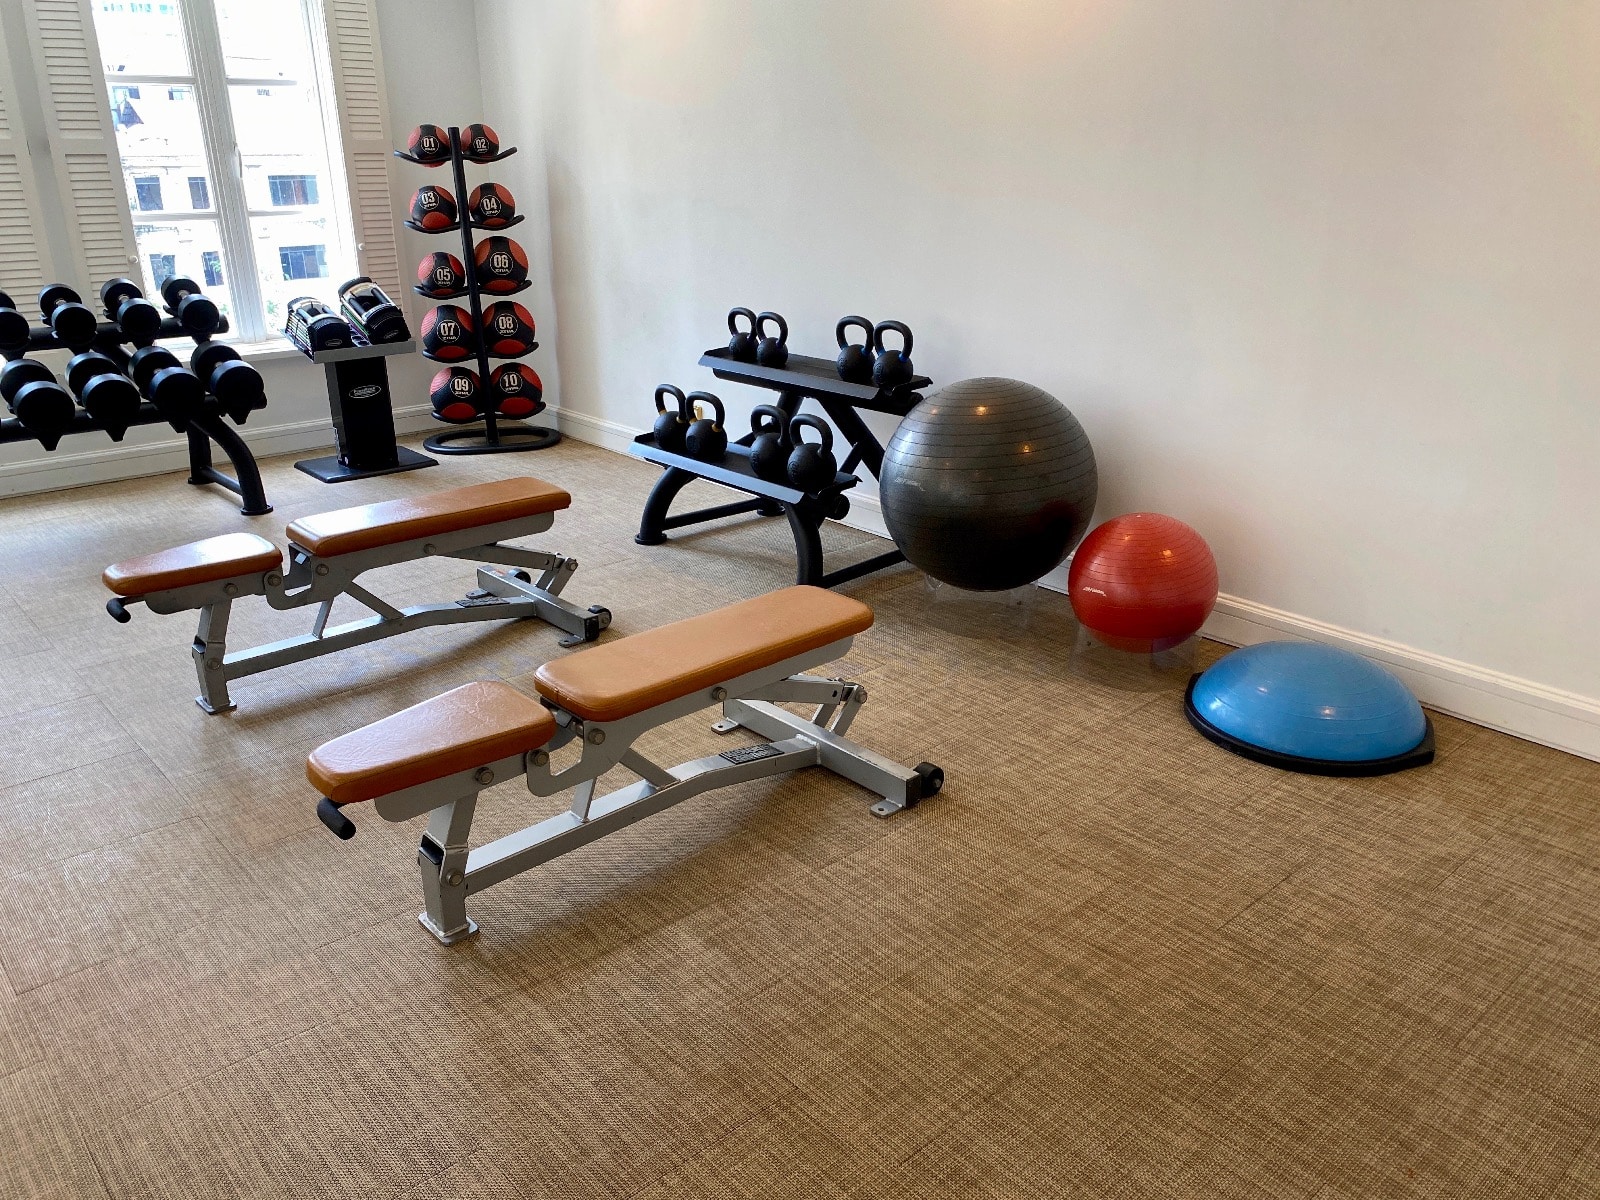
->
left=423, top=424, right=561, bottom=455
left=1182, top=674, right=1435, bottom=777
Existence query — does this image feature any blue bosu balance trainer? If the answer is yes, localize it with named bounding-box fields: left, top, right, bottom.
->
left=1185, top=641, right=1434, bottom=776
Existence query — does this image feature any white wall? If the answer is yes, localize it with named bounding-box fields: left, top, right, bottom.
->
left=0, top=0, right=484, bottom=487
left=474, top=0, right=1600, bottom=713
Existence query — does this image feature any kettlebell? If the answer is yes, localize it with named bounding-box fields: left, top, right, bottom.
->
left=652, top=383, right=691, bottom=453
left=835, top=315, right=874, bottom=383
left=871, top=319, right=914, bottom=389
left=726, top=307, right=759, bottom=361
left=683, top=391, right=728, bottom=461
left=748, top=404, right=790, bottom=481
left=755, top=311, right=789, bottom=368
left=786, top=414, right=837, bottom=492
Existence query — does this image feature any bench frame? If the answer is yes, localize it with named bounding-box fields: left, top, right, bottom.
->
left=321, top=635, right=941, bottom=944
left=114, top=510, right=610, bottom=714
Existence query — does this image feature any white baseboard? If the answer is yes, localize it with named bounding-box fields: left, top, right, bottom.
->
left=0, top=404, right=437, bottom=498
left=556, top=415, right=1600, bottom=763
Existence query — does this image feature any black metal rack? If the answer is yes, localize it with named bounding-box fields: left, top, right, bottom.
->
left=632, top=346, right=930, bottom=588
left=0, top=313, right=272, bottom=515
left=396, top=127, right=557, bottom=454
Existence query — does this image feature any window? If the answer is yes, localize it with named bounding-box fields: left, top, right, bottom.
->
left=91, top=0, right=367, bottom=342
left=279, top=244, right=326, bottom=280
left=149, top=253, right=176, bottom=284
left=134, top=176, right=163, bottom=211
left=267, top=175, right=319, bottom=207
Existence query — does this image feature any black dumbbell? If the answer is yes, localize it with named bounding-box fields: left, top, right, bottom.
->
left=0, top=358, right=76, bottom=449
left=99, top=277, right=163, bottom=346
left=0, top=292, right=32, bottom=357
left=129, top=345, right=202, bottom=430
left=66, top=351, right=141, bottom=441
left=191, top=342, right=265, bottom=423
left=38, top=284, right=98, bottom=350
left=160, top=276, right=220, bottom=338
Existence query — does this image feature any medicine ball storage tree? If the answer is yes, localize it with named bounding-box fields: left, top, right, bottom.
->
left=398, top=125, right=557, bottom=454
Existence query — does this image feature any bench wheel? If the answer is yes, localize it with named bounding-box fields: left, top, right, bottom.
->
left=913, top=761, right=944, bottom=803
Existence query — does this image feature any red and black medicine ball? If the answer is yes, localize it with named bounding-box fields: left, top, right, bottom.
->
left=429, top=367, right=482, bottom=423
left=409, top=185, right=457, bottom=231
left=420, top=304, right=475, bottom=361
left=473, top=237, right=528, bottom=294
left=416, top=252, right=467, bottom=297
left=468, top=182, right=516, bottom=229
left=481, top=301, right=536, bottom=357
left=406, top=123, right=451, bottom=165
left=490, top=362, right=543, bottom=418
left=462, top=123, right=499, bottom=163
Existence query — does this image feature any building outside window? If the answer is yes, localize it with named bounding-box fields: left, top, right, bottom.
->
left=279, top=244, right=326, bottom=280
left=134, top=175, right=163, bottom=211
left=267, top=174, right=318, bottom=207
left=93, top=0, right=357, bottom=340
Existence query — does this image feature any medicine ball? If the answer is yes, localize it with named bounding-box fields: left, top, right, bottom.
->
left=420, top=304, right=475, bottom=361
left=473, top=237, right=528, bottom=293
left=481, top=301, right=535, bottom=357
left=407, top=124, right=451, bottom=165
left=429, top=367, right=482, bottom=423
left=409, top=185, right=457, bottom=231
left=490, top=362, right=543, bottom=418
left=468, top=182, right=516, bottom=229
left=416, top=252, right=467, bottom=297
left=462, top=122, right=499, bottom=162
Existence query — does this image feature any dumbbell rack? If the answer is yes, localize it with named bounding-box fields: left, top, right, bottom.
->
left=395, top=126, right=557, bottom=454
left=0, top=315, right=271, bottom=516
left=631, top=347, right=930, bottom=589
left=292, top=332, right=433, bottom=484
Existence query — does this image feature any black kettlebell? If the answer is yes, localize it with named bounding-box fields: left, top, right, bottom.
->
left=835, top=315, right=874, bottom=383
left=786, top=414, right=837, bottom=492
left=755, top=311, right=789, bottom=368
left=683, top=391, right=728, bottom=461
left=747, top=404, right=790, bottom=481
left=726, top=307, right=759, bottom=361
left=871, top=319, right=914, bottom=389
left=652, top=383, right=690, bottom=453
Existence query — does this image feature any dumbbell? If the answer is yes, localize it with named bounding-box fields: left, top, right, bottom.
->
left=39, top=284, right=99, bottom=350
left=0, top=358, right=76, bottom=450
left=337, top=276, right=409, bottom=344
left=65, top=351, right=142, bottom=441
left=0, top=292, right=32, bottom=357
left=129, top=345, right=203, bottom=430
left=159, top=276, right=220, bottom=338
left=191, top=342, right=266, bottom=423
left=285, top=296, right=350, bottom=353
left=99, top=277, right=163, bottom=346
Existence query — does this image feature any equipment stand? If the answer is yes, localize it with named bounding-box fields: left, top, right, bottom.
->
left=294, top=336, right=435, bottom=483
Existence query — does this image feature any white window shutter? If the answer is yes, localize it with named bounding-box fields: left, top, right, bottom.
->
left=317, top=0, right=401, bottom=302
left=24, top=0, right=137, bottom=293
left=0, top=19, right=50, bottom=304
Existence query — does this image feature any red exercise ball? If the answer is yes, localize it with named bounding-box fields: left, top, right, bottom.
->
left=1068, top=513, right=1218, bottom=653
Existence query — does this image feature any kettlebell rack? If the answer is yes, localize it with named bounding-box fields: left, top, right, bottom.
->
left=0, top=288, right=272, bottom=516
left=395, top=125, right=557, bottom=455
left=632, top=346, right=931, bottom=589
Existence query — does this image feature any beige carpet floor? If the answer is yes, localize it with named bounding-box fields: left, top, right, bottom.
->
left=0, top=433, right=1598, bottom=1198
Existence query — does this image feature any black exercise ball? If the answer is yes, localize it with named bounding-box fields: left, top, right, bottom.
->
left=879, top=377, right=1098, bottom=591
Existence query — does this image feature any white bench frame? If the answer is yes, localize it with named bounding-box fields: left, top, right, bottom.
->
left=110, top=509, right=609, bottom=714
left=317, top=634, right=941, bottom=944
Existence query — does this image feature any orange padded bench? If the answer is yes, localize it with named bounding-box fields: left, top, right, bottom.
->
left=103, top=477, right=609, bottom=714
left=309, top=585, right=943, bottom=945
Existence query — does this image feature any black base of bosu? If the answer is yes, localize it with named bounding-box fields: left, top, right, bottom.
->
left=424, top=424, right=561, bottom=454
left=1182, top=675, right=1436, bottom=777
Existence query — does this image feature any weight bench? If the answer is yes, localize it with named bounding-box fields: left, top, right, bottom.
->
left=307, top=585, right=943, bottom=943
left=103, top=477, right=611, bottom=714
